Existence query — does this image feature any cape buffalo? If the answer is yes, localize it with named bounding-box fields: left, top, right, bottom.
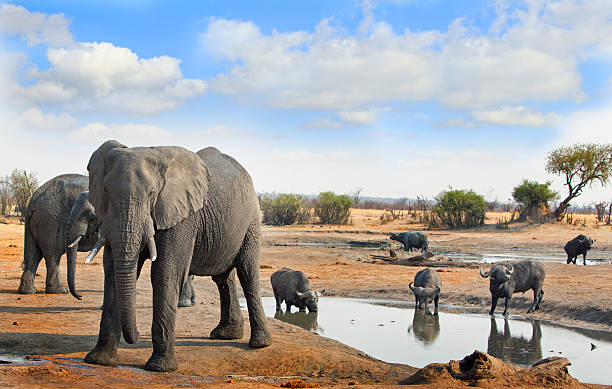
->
left=390, top=232, right=428, bottom=252
left=271, top=267, right=325, bottom=312
left=564, top=234, right=594, bottom=265
left=480, top=261, right=545, bottom=316
left=409, top=268, right=441, bottom=310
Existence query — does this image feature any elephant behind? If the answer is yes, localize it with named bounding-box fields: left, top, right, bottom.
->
left=18, top=174, right=101, bottom=295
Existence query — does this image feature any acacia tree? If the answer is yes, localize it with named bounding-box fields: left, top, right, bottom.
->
left=9, top=169, right=38, bottom=216
left=546, top=143, right=612, bottom=221
left=511, top=179, right=557, bottom=221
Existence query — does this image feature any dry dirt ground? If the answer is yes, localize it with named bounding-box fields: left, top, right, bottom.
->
left=1, top=209, right=611, bottom=388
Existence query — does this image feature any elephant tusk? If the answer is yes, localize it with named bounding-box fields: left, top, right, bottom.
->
left=68, top=235, right=82, bottom=249
left=85, top=236, right=105, bottom=264
left=148, top=236, right=157, bottom=262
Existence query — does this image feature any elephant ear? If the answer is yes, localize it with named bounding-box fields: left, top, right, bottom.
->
left=87, top=140, right=127, bottom=218
left=153, top=148, right=210, bottom=230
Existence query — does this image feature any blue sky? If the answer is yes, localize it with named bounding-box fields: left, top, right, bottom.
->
left=2, top=0, right=612, bottom=205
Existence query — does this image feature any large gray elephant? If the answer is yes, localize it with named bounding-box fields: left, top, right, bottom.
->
left=18, top=174, right=101, bottom=295
left=84, top=141, right=271, bottom=372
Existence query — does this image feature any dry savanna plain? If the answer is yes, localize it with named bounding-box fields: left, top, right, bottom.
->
left=1, top=209, right=611, bottom=388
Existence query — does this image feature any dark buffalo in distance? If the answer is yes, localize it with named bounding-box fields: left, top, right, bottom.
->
left=389, top=232, right=428, bottom=252
left=564, top=234, right=594, bottom=265
left=480, top=261, right=545, bottom=316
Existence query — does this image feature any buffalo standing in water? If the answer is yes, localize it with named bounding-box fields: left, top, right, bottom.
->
left=480, top=261, right=545, bottom=316
left=564, top=234, right=594, bottom=265
left=271, top=267, right=324, bottom=312
left=409, top=268, right=441, bottom=310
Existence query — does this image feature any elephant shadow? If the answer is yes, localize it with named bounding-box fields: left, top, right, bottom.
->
left=0, top=305, right=102, bottom=315
left=274, top=310, right=320, bottom=332
left=487, top=317, right=542, bottom=366
left=0, top=332, right=99, bottom=356
left=407, top=308, right=440, bottom=344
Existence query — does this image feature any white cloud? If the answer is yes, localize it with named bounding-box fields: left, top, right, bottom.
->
left=300, top=118, right=345, bottom=130
left=471, top=106, right=561, bottom=127
left=2, top=108, right=78, bottom=131
left=68, top=122, right=171, bottom=145
left=558, top=103, right=612, bottom=145
left=201, top=1, right=612, bottom=111
left=0, top=4, right=73, bottom=47
left=435, top=117, right=476, bottom=129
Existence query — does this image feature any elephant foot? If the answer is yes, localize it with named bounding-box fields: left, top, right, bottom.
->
left=178, top=297, right=195, bottom=308
left=249, top=329, right=272, bottom=348
left=210, top=320, right=244, bottom=340
left=144, top=353, right=178, bottom=372
left=46, top=284, right=69, bottom=294
left=84, top=347, right=118, bottom=367
left=18, top=272, right=36, bottom=294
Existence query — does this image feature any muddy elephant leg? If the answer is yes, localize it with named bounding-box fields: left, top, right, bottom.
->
left=178, top=274, right=196, bottom=307
left=210, top=269, right=244, bottom=339
left=18, top=245, right=43, bottom=294
left=45, top=254, right=68, bottom=294
left=489, top=296, right=498, bottom=315
left=235, top=223, right=271, bottom=348
left=85, top=246, right=121, bottom=366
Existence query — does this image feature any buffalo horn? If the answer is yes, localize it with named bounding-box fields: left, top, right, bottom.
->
left=479, top=267, right=490, bottom=278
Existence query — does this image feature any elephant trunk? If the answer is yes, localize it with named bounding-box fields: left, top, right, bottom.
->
left=114, top=251, right=139, bottom=344
left=65, top=244, right=81, bottom=300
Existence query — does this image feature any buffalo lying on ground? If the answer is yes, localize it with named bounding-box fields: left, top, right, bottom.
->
left=564, top=234, right=594, bottom=266
left=390, top=232, right=428, bottom=252
left=271, top=267, right=324, bottom=312
left=480, top=261, right=545, bottom=316
left=409, top=268, right=441, bottom=310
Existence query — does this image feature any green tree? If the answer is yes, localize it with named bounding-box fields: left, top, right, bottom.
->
left=546, top=143, right=612, bottom=220
left=259, top=193, right=304, bottom=226
left=511, top=179, right=557, bottom=221
left=9, top=169, right=38, bottom=216
left=313, top=191, right=353, bottom=225
left=432, top=189, right=486, bottom=229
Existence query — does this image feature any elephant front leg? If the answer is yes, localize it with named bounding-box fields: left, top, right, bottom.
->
left=235, top=224, right=271, bottom=348
left=85, top=247, right=120, bottom=366
left=210, top=269, right=244, bottom=340
left=44, top=255, right=68, bottom=294
left=18, top=247, right=42, bottom=294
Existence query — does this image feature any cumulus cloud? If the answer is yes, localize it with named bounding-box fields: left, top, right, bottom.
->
left=471, top=106, right=561, bottom=127
left=435, top=117, right=476, bottom=130
left=1, top=6, right=207, bottom=115
left=201, top=1, right=612, bottom=111
left=0, top=3, right=73, bottom=47
left=2, top=108, right=77, bottom=131
left=557, top=103, right=612, bottom=145
left=68, top=122, right=172, bottom=145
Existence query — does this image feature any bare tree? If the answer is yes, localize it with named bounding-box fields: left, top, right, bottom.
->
left=9, top=169, right=39, bottom=216
left=0, top=175, right=12, bottom=215
left=594, top=202, right=609, bottom=222
left=350, top=187, right=363, bottom=208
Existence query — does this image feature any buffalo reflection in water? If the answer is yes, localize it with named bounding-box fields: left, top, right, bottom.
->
left=487, top=317, right=542, bottom=366
left=408, top=309, right=440, bottom=344
left=274, top=310, right=320, bottom=332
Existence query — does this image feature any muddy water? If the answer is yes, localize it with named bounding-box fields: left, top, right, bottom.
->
left=252, top=297, right=612, bottom=385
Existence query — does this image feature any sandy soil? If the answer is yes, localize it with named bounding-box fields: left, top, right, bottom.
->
left=1, top=210, right=610, bottom=388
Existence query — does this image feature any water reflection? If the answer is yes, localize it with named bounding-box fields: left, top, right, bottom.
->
left=408, top=309, right=440, bottom=344
left=487, top=317, right=542, bottom=366
left=274, top=310, right=320, bottom=332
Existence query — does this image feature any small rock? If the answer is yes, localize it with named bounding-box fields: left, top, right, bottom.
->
left=591, top=343, right=597, bottom=350
left=348, top=380, right=359, bottom=385
left=13, top=321, right=17, bottom=325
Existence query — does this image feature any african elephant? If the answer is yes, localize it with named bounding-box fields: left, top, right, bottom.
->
left=84, top=141, right=271, bottom=372
left=18, top=174, right=101, bottom=295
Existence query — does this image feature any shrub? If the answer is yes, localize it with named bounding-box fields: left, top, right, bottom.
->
left=259, top=193, right=304, bottom=226
left=432, top=189, right=486, bottom=229
left=313, top=191, right=353, bottom=225
left=511, top=179, right=557, bottom=221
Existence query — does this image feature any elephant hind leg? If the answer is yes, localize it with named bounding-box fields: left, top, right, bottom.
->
left=178, top=274, right=196, bottom=308
left=210, top=269, right=244, bottom=339
left=18, top=242, right=43, bottom=294
left=235, top=222, right=271, bottom=348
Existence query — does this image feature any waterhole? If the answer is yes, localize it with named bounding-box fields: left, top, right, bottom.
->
left=248, top=297, right=612, bottom=385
